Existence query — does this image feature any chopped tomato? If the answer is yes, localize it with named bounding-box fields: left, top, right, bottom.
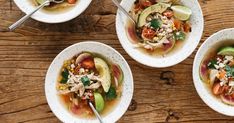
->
left=218, top=69, right=226, bottom=80
left=173, top=19, right=182, bottom=30
left=81, top=59, right=95, bottom=69
left=67, top=0, right=76, bottom=4
left=140, top=0, right=152, bottom=8
left=142, top=27, right=156, bottom=39
left=212, top=83, right=224, bottom=95
left=183, top=22, right=191, bottom=33
left=134, top=3, right=144, bottom=13
left=163, top=10, right=174, bottom=18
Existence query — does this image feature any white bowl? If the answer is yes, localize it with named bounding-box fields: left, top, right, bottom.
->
left=45, top=41, right=134, bottom=122
left=116, top=0, right=204, bottom=68
left=193, top=28, right=234, bottom=116
left=14, top=0, right=92, bottom=23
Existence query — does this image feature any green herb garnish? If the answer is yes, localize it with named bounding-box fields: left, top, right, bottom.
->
left=174, top=31, right=186, bottom=41
left=207, top=59, right=218, bottom=69
left=150, top=19, right=161, bottom=29
left=60, top=68, right=69, bottom=84
left=225, top=65, right=234, bottom=77
left=106, top=86, right=117, bottom=100
left=81, top=76, right=90, bottom=86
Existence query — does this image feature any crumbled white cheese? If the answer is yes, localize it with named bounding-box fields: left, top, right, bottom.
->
left=71, top=64, right=75, bottom=69
left=79, top=68, right=85, bottom=74
left=225, top=56, right=233, bottom=61
left=214, top=64, right=220, bottom=69
left=229, top=81, right=234, bottom=86
left=219, top=63, right=225, bottom=68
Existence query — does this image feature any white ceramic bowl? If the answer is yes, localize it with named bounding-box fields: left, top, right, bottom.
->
left=14, top=0, right=92, bottom=23
left=116, top=0, right=204, bottom=68
left=45, top=41, right=134, bottom=122
left=193, top=28, right=234, bottom=116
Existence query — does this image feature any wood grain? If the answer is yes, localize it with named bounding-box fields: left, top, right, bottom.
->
left=1, top=0, right=234, bottom=122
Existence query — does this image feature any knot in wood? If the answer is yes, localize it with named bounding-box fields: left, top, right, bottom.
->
left=128, top=99, right=137, bottom=111
left=160, top=71, right=175, bottom=85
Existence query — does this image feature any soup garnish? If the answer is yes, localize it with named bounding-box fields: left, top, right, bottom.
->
left=200, top=46, right=234, bottom=105
left=57, top=52, right=123, bottom=118
left=128, top=0, right=192, bottom=54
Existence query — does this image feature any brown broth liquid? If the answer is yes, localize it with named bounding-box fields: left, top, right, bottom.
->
left=57, top=53, right=123, bottom=119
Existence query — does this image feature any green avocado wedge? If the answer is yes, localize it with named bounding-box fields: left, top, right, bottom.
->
left=36, top=0, right=46, bottom=5
left=94, top=92, right=105, bottom=112
left=137, top=3, right=171, bottom=27
left=218, top=46, right=234, bottom=56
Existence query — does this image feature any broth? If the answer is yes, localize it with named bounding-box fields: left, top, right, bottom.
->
left=57, top=52, right=124, bottom=119
left=200, top=40, right=234, bottom=105
left=125, top=1, right=192, bottom=57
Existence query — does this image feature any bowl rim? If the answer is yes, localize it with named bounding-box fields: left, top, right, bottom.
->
left=45, top=41, right=134, bottom=122
left=193, top=28, right=234, bottom=116
left=13, top=0, right=92, bottom=23
left=116, top=0, right=204, bottom=68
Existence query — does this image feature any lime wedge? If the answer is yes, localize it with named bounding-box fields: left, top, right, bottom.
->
left=218, top=47, right=234, bottom=56
left=171, top=5, right=192, bottom=21
left=94, top=92, right=105, bottom=112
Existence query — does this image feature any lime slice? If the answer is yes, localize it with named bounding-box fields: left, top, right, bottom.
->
left=218, top=47, right=234, bottom=56
left=171, top=5, right=192, bottom=21
left=94, top=92, right=105, bottom=112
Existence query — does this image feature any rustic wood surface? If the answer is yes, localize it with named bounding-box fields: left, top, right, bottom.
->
left=1, top=0, right=234, bottom=122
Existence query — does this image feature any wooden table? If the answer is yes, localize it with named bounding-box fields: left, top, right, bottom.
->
left=1, top=0, right=234, bottom=122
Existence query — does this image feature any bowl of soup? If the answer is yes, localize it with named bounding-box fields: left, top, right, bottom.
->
left=45, top=41, right=134, bottom=122
left=193, top=28, right=234, bottom=116
left=14, top=0, right=92, bottom=23
left=116, top=0, right=203, bottom=67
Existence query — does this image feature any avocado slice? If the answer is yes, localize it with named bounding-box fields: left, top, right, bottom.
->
left=94, top=57, right=111, bottom=92
left=137, top=3, right=171, bottom=27
left=94, top=92, right=105, bottom=112
left=36, top=0, right=46, bottom=5
left=218, top=46, right=234, bottom=56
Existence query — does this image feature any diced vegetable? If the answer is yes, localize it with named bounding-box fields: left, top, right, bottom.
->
left=209, top=69, right=218, bottom=86
left=60, top=68, right=69, bottom=84
left=94, top=92, right=105, bottom=112
left=212, top=83, right=224, bottom=95
left=106, top=87, right=117, bottom=100
left=67, top=0, right=77, bottom=4
left=142, top=27, right=156, bottom=39
left=81, top=76, right=90, bottom=86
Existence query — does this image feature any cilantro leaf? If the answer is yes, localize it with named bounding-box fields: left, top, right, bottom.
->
left=60, top=68, right=69, bottom=84
left=150, top=19, right=161, bottom=29
left=207, top=59, right=218, bottom=69
left=81, top=76, right=90, bottom=86
left=106, top=86, right=117, bottom=100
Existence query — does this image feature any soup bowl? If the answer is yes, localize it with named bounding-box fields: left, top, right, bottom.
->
left=116, top=0, right=204, bottom=68
left=14, top=0, right=92, bottom=23
left=45, top=41, right=134, bottom=122
left=193, top=28, right=234, bottom=116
